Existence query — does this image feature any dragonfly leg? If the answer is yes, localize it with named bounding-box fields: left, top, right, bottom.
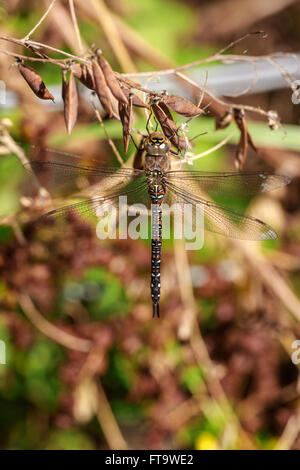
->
left=130, top=134, right=139, bottom=151
left=146, top=109, right=153, bottom=135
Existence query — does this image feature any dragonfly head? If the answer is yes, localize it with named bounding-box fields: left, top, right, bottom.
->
left=145, top=132, right=171, bottom=156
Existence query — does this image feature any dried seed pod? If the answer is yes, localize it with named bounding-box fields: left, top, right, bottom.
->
left=236, top=128, right=247, bottom=169
left=133, top=142, right=145, bottom=170
left=234, top=108, right=248, bottom=169
left=96, top=51, right=128, bottom=105
left=216, top=110, right=233, bottom=130
left=198, top=92, right=233, bottom=129
left=91, top=58, right=113, bottom=118
left=122, top=87, right=148, bottom=108
left=234, top=108, right=257, bottom=169
left=119, top=94, right=133, bottom=154
left=62, top=69, right=78, bottom=135
left=62, top=68, right=67, bottom=101
left=157, top=100, right=174, bottom=122
left=72, top=63, right=95, bottom=90
left=163, top=95, right=203, bottom=117
left=152, top=102, right=176, bottom=135
left=18, top=62, right=54, bottom=101
left=152, top=103, right=188, bottom=150
left=247, top=131, right=257, bottom=152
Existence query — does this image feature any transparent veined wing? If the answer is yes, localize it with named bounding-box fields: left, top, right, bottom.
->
left=35, top=177, right=151, bottom=234
left=164, top=180, right=277, bottom=241
left=166, top=170, right=291, bottom=201
left=25, top=159, right=144, bottom=198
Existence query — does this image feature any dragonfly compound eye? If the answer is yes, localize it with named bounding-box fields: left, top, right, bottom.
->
left=151, top=137, right=164, bottom=144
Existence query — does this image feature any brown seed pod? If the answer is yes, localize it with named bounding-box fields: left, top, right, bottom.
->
left=62, top=68, right=67, bottom=101
left=157, top=100, right=174, bottom=121
left=216, top=110, right=233, bottom=130
left=72, top=63, right=95, bottom=90
left=163, top=95, right=203, bottom=117
left=119, top=94, right=133, bottom=154
left=152, top=102, right=176, bottom=135
left=18, top=62, right=54, bottom=101
left=133, top=142, right=145, bottom=170
left=122, top=87, right=149, bottom=109
left=234, top=108, right=248, bottom=169
left=91, top=58, right=114, bottom=118
left=198, top=91, right=233, bottom=129
left=233, top=108, right=257, bottom=169
left=236, top=127, right=247, bottom=169
left=96, top=51, right=128, bottom=105
left=247, top=130, right=257, bottom=152
left=152, top=103, right=188, bottom=150
left=62, top=69, right=78, bottom=135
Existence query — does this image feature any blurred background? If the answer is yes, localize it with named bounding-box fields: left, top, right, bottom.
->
left=0, top=0, right=300, bottom=450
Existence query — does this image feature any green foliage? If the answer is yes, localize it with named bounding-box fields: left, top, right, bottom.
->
left=105, top=347, right=135, bottom=393
left=112, top=400, right=143, bottom=425
left=181, top=365, right=204, bottom=394
left=0, top=225, right=14, bottom=244
left=0, top=155, right=23, bottom=217
left=82, top=267, right=130, bottom=319
left=45, top=429, right=95, bottom=450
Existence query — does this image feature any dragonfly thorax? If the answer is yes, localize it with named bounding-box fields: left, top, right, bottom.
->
left=145, top=154, right=169, bottom=172
left=143, top=132, right=171, bottom=172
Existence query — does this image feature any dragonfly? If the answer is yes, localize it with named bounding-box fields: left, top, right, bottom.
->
left=26, top=131, right=291, bottom=318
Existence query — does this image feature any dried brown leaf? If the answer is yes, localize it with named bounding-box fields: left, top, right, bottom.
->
left=18, top=62, right=54, bottom=101
left=62, top=69, right=78, bottom=135
left=91, top=59, right=114, bottom=118
left=163, top=95, right=203, bottom=117
left=96, top=51, right=128, bottom=105
left=119, top=94, right=133, bottom=154
left=72, top=63, right=95, bottom=90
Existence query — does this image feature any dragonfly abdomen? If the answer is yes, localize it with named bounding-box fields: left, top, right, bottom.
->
left=146, top=173, right=166, bottom=318
left=151, top=203, right=162, bottom=318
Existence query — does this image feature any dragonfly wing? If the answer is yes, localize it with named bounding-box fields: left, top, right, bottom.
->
left=25, top=160, right=143, bottom=197
left=166, top=170, right=291, bottom=200
left=36, top=179, right=150, bottom=234
left=164, top=181, right=277, bottom=241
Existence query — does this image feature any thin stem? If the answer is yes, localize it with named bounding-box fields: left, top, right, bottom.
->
left=0, top=36, right=89, bottom=63
left=22, top=0, right=57, bottom=42
left=173, top=131, right=237, bottom=167
left=19, top=293, right=92, bottom=352
left=0, top=34, right=279, bottom=122
left=89, top=0, right=136, bottom=73
left=174, top=239, right=256, bottom=449
left=123, top=51, right=298, bottom=79
left=90, top=95, right=124, bottom=166
left=0, top=48, right=66, bottom=67
left=96, top=382, right=129, bottom=449
left=68, top=0, right=84, bottom=54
